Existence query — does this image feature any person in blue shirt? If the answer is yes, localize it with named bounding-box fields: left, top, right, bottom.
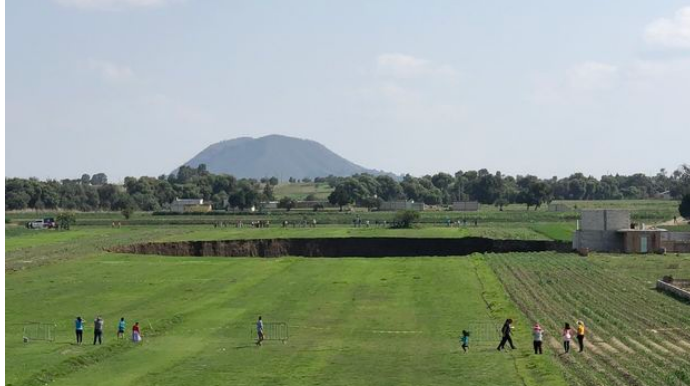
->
left=117, top=317, right=126, bottom=339
left=460, top=330, right=470, bottom=352
left=75, top=316, right=84, bottom=345
left=256, top=316, right=264, bottom=346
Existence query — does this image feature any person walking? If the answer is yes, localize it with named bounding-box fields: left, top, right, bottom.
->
left=75, top=316, right=84, bottom=345
left=497, top=319, right=515, bottom=350
left=93, top=316, right=104, bottom=345
left=117, top=317, right=126, bottom=339
left=533, top=323, right=544, bottom=354
left=576, top=320, right=586, bottom=352
left=256, top=316, right=265, bottom=346
left=460, top=330, right=470, bottom=352
left=132, top=322, right=142, bottom=343
left=562, top=323, right=575, bottom=353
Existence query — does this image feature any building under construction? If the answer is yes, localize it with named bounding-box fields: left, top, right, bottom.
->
left=572, top=209, right=690, bottom=253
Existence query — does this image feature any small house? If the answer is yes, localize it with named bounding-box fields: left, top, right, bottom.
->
left=170, top=198, right=212, bottom=213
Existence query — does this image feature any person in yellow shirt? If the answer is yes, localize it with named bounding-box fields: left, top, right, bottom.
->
left=576, top=320, right=585, bottom=352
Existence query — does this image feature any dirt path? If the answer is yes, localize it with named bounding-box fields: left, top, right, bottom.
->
left=656, top=217, right=687, bottom=226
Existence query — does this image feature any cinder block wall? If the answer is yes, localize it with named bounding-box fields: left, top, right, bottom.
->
left=580, top=211, right=605, bottom=230
left=572, top=230, right=624, bottom=252
left=604, top=210, right=630, bottom=230
left=580, top=210, right=630, bottom=231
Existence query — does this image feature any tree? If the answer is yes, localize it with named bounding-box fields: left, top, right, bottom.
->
left=80, top=174, right=91, bottom=185
left=268, top=177, right=279, bottom=186
left=56, top=212, right=76, bottom=230
left=121, top=207, right=134, bottom=220
left=494, top=197, right=510, bottom=211
left=516, top=176, right=551, bottom=210
left=393, top=210, right=420, bottom=228
left=91, top=173, right=108, bottom=185
left=227, top=180, right=261, bottom=210
left=211, top=192, right=229, bottom=210
left=376, top=175, right=403, bottom=201
left=680, top=194, right=690, bottom=220
left=328, top=179, right=365, bottom=211
left=97, top=184, right=119, bottom=210
left=5, top=191, right=31, bottom=210
left=431, top=172, right=454, bottom=190
left=360, top=196, right=382, bottom=212
left=278, top=197, right=297, bottom=211
left=262, top=184, right=275, bottom=201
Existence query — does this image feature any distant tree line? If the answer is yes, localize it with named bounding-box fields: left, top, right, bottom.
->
left=5, top=165, right=276, bottom=212
left=5, top=164, right=690, bottom=212
left=325, top=166, right=690, bottom=211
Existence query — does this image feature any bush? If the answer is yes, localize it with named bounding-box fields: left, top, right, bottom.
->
left=278, top=197, right=297, bottom=212
left=5, top=218, right=11, bottom=224
left=121, top=207, right=134, bottom=220
left=56, top=212, right=76, bottom=230
left=679, top=194, right=690, bottom=219
left=392, top=210, right=420, bottom=228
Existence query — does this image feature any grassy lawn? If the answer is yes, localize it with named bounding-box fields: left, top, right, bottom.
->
left=5, top=249, right=566, bottom=385
left=5, top=199, right=679, bottom=226
left=273, top=182, right=333, bottom=200
left=154, top=224, right=552, bottom=242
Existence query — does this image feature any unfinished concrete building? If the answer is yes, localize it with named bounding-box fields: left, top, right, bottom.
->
left=572, top=209, right=690, bottom=253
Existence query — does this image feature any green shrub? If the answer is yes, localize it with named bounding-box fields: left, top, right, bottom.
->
left=392, top=210, right=420, bottom=228
left=56, top=212, right=77, bottom=230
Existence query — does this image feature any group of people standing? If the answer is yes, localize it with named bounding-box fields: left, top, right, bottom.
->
left=75, top=316, right=142, bottom=345
left=494, top=319, right=586, bottom=354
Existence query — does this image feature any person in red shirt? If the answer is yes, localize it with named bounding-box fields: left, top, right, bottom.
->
left=132, top=322, right=142, bottom=343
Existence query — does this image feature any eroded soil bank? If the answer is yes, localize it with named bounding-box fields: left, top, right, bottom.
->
left=110, top=237, right=572, bottom=257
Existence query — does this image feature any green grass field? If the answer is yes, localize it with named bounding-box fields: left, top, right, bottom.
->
left=5, top=199, right=680, bottom=227
left=273, top=182, right=333, bottom=200
left=6, top=218, right=690, bottom=386
left=5, top=229, right=566, bottom=385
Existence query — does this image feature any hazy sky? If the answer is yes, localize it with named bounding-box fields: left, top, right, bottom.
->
left=6, top=1, right=690, bottom=182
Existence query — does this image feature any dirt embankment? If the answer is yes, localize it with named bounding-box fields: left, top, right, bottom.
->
left=110, top=237, right=572, bottom=258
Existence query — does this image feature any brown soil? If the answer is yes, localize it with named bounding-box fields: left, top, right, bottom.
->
left=109, top=237, right=572, bottom=258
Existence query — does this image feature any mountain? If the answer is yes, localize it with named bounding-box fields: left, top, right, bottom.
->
left=178, top=135, right=390, bottom=179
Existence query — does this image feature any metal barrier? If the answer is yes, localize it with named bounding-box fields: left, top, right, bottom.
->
left=251, top=322, right=289, bottom=342
left=23, top=323, right=56, bottom=342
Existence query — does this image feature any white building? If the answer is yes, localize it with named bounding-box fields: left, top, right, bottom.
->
left=170, top=198, right=212, bottom=213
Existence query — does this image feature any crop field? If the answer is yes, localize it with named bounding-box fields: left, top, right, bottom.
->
left=487, top=253, right=690, bottom=386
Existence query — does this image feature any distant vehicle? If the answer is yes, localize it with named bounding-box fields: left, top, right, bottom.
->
left=26, top=218, right=56, bottom=230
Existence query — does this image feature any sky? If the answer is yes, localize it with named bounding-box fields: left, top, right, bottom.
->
left=5, top=0, right=690, bottom=182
